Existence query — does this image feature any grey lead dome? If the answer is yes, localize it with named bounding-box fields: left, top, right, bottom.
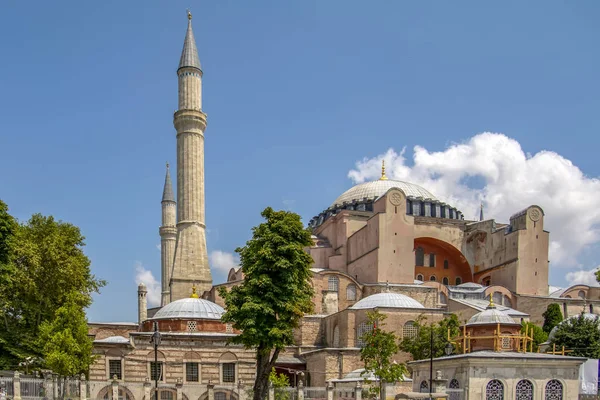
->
left=350, top=292, right=425, bottom=310
left=151, top=297, right=224, bottom=320
left=332, top=179, right=438, bottom=208
left=178, top=19, right=202, bottom=71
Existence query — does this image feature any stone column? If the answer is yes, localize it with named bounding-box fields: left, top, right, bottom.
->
left=144, top=378, right=152, bottom=400
left=52, top=374, right=59, bottom=400
left=207, top=381, right=215, bottom=400
left=176, top=379, right=183, bottom=400
left=44, top=375, right=53, bottom=400
left=268, top=382, right=274, bottom=400
left=13, top=371, right=21, bottom=400
left=111, top=376, right=119, bottom=400
left=432, top=370, right=448, bottom=394
left=354, top=382, right=362, bottom=400
left=297, top=379, right=304, bottom=400
left=79, top=374, right=87, bottom=400
left=237, top=380, right=246, bottom=400
left=326, top=381, right=333, bottom=400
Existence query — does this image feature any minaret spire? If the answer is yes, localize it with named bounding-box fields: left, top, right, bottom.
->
left=179, top=10, right=202, bottom=71
left=160, top=163, right=177, bottom=306
left=479, top=202, right=484, bottom=221
left=162, top=162, right=175, bottom=202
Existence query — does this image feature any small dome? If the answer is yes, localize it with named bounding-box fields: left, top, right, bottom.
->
left=467, top=302, right=519, bottom=326
left=547, top=313, right=599, bottom=342
left=151, top=297, right=224, bottom=320
left=332, top=179, right=438, bottom=207
left=94, top=336, right=130, bottom=344
left=138, top=282, right=147, bottom=288
left=350, top=292, right=425, bottom=310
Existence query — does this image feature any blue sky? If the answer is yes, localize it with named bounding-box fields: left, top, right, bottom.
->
left=1, top=1, right=599, bottom=322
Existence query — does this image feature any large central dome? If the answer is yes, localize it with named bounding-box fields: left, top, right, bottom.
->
left=332, top=179, right=438, bottom=207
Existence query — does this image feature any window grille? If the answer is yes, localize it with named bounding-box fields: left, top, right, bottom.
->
left=419, top=381, right=428, bottom=393
left=226, top=323, right=233, bottom=333
left=545, top=380, right=563, bottom=400
left=215, top=393, right=227, bottom=400
left=485, top=380, right=504, bottom=400
left=150, top=362, right=163, bottom=381
left=109, top=359, right=122, bottom=380
left=346, top=284, right=357, bottom=301
left=186, top=362, right=199, bottom=382
left=328, top=276, right=339, bottom=292
left=403, top=321, right=418, bottom=338
left=187, top=321, right=197, bottom=332
left=455, top=277, right=462, bottom=285
left=501, top=337, right=511, bottom=349
left=515, top=380, right=533, bottom=400
left=222, top=363, right=236, bottom=383
left=356, top=321, right=373, bottom=347
left=448, top=379, right=460, bottom=400
left=160, top=391, right=173, bottom=400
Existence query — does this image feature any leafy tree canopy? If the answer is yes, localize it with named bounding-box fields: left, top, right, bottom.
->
left=360, top=311, right=407, bottom=400
left=218, top=207, right=314, bottom=400
left=399, top=314, right=460, bottom=361
left=551, top=312, right=600, bottom=358
left=520, top=322, right=548, bottom=352
left=542, top=303, right=563, bottom=334
left=0, top=201, right=105, bottom=373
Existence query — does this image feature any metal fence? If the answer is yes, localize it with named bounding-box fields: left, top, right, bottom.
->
left=304, top=387, right=326, bottom=400
left=274, top=387, right=297, bottom=400
left=446, top=388, right=463, bottom=400
left=0, top=376, right=14, bottom=399
left=21, top=377, right=45, bottom=400
left=333, top=388, right=354, bottom=400
left=580, top=395, right=600, bottom=400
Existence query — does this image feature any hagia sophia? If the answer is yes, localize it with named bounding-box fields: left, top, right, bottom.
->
left=87, top=13, right=596, bottom=400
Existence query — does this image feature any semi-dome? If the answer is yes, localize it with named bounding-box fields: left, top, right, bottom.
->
left=151, top=297, right=224, bottom=320
left=350, top=292, right=425, bottom=310
left=332, top=179, right=437, bottom=207
left=466, top=301, right=519, bottom=326
left=547, top=313, right=599, bottom=342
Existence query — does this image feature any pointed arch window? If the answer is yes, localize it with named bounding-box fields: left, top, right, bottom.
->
left=448, top=379, right=460, bottom=400
left=545, top=380, right=563, bottom=400
left=516, top=380, right=533, bottom=400
left=419, top=381, right=429, bottom=393
left=486, top=380, right=504, bottom=400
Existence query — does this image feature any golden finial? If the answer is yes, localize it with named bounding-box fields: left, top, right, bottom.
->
left=190, top=285, right=199, bottom=298
left=380, top=160, right=388, bottom=181
left=187, top=9, right=192, bottom=20
left=166, top=162, right=170, bottom=169
left=488, top=296, right=495, bottom=309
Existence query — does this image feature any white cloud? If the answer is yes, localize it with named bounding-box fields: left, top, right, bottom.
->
left=347, top=132, right=600, bottom=269
left=209, top=250, right=240, bottom=273
left=156, top=244, right=161, bottom=251
left=566, top=267, right=600, bottom=287
left=134, top=261, right=161, bottom=307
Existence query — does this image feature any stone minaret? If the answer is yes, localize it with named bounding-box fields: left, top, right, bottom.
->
left=170, top=11, right=213, bottom=301
left=137, top=282, right=147, bottom=324
left=160, top=163, right=177, bottom=306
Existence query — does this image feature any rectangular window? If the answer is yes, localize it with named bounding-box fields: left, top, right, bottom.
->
left=150, top=362, right=163, bottom=381
left=429, top=254, right=435, bottom=267
left=222, top=363, right=236, bottom=383
left=186, top=362, right=199, bottom=382
left=109, top=359, right=122, bottom=380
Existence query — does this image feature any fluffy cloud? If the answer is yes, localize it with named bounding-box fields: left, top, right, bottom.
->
left=566, top=267, right=600, bottom=287
left=134, top=261, right=161, bottom=307
left=209, top=250, right=240, bottom=273
left=348, top=132, right=600, bottom=269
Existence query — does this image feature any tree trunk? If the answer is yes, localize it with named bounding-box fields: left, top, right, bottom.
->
left=252, top=347, right=281, bottom=400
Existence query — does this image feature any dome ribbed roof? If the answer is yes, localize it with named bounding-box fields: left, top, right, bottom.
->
left=152, top=298, right=224, bottom=320
left=332, top=180, right=438, bottom=207
left=350, top=292, right=425, bottom=310
left=466, top=302, right=519, bottom=326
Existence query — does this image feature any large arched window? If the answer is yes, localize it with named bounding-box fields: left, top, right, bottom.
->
left=415, top=247, right=425, bottom=266
left=328, top=276, right=339, bottom=292
left=516, top=380, right=533, bottom=400
left=419, top=381, right=429, bottom=393
left=448, top=379, right=460, bottom=400
left=356, top=321, right=373, bottom=347
left=545, top=380, right=563, bottom=400
left=346, top=284, right=357, bottom=301
left=486, top=380, right=504, bottom=400
left=578, top=290, right=586, bottom=299
left=493, top=292, right=502, bottom=305
left=403, top=321, right=418, bottom=338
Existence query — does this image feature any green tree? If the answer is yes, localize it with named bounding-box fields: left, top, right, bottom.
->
left=218, top=207, right=314, bottom=400
left=542, top=303, right=563, bottom=334
left=359, top=311, right=407, bottom=400
left=520, top=322, right=548, bottom=352
left=269, top=368, right=290, bottom=400
left=38, top=293, right=95, bottom=377
left=399, top=314, right=461, bottom=361
left=550, top=312, right=600, bottom=358
left=0, top=204, right=105, bottom=371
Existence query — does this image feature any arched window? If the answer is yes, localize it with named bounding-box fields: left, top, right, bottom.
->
left=455, top=277, right=462, bottom=285
left=415, top=247, right=424, bottom=266
left=545, top=380, right=563, bottom=400
left=440, top=292, right=447, bottom=304
left=346, top=284, right=356, bottom=301
left=578, top=290, right=586, bottom=299
left=444, top=260, right=449, bottom=269
left=99, top=387, right=135, bottom=400
left=332, top=326, right=340, bottom=348
left=356, top=321, right=373, bottom=348
left=416, top=274, right=424, bottom=281
left=219, top=352, right=237, bottom=384
left=503, top=295, right=512, bottom=308
left=328, top=276, right=339, bottom=292
left=419, top=381, right=429, bottom=393
left=448, top=379, right=460, bottom=400
left=516, top=380, right=533, bottom=400
left=493, top=292, right=502, bottom=305
left=486, top=379, right=504, bottom=400
left=443, top=277, right=449, bottom=286
left=429, top=275, right=436, bottom=282
left=429, top=253, right=435, bottom=267
left=403, top=321, right=418, bottom=338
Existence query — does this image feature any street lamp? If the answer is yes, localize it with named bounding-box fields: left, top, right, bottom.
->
left=150, top=322, right=162, bottom=400
left=445, top=342, right=453, bottom=356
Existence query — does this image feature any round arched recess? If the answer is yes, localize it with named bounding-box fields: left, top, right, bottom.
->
left=414, top=237, right=473, bottom=284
